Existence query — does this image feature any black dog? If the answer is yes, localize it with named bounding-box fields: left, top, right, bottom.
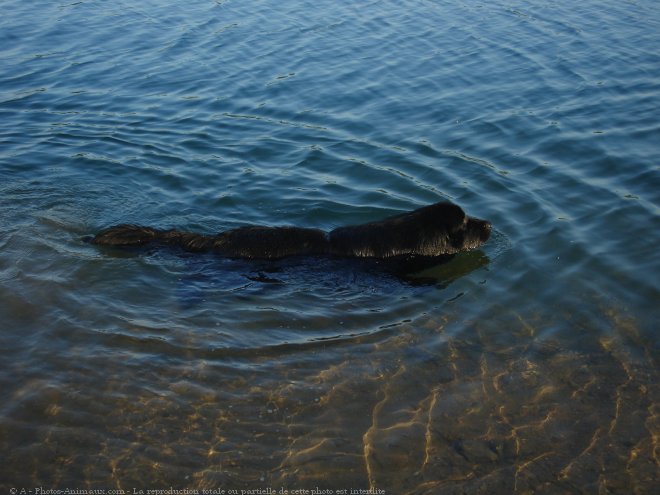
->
left=91, top=201, right=491, bottom=260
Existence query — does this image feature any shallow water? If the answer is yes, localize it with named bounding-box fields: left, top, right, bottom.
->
left=1, top=0, right=658, bottom=493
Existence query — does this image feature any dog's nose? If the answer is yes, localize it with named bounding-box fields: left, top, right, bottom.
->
left=481, top=221, right=492, bottom=241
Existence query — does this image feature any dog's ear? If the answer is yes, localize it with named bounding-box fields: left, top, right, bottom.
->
left=447, top=202, right=467, bottom=227
left=424, top=202, right=466, bottom=230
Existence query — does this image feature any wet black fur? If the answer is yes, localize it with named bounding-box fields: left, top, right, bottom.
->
left=91, top=201, right=491, bottom=260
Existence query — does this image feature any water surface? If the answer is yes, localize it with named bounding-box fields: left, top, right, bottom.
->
left=1, top=0, right=658, bottom=493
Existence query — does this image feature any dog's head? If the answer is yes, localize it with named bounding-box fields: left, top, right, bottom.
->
left=414, top=201, right=491, bottom=255
left=450, top=214, right=492, bottom=252
left=329, top=201, right=491, bottom=258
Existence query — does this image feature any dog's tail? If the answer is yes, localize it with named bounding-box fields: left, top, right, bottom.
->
left=90, top=224, right=214, bottom=252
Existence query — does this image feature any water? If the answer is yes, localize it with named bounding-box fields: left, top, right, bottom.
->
left=1, top=0, right=658, bottom=492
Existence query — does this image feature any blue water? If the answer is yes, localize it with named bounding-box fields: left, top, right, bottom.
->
left=1, top=0, right=658, bottom=492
